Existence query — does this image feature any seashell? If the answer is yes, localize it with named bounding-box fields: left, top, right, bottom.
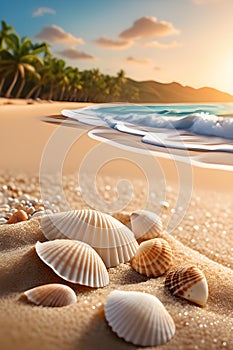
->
left=40, top=209, right=139, bottom=268
left=104, top=290, right=175, bottom=346
left=24, top=284, right=76, bottom=307
left=35, top=240, right=109, bottom=288
left=112, top=212, right=131, bottom=228
left=6, top=210, right=28, bottom=224
left=31, top=210, right=52, bottom=218
left=165, top=265, right=208, bottom=307
left=130, top=210, right=162, bottom=243
left=160, top=200, right=170, bottom=209
left=130, top=238, right=173, bottom=277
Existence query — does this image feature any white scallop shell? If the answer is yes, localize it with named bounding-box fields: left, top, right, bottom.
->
left=104, top=290, right=175, bottom=346
left=130, top=238, right=173, bottom=277
left=35, top=240, right=109, bottom=288
left=165, top=265, right=208, bottom=307
left=41, top=209, right=139, bottom=267
left=24, top=284, right=76, bottom=307
left=130, top=210, right=163, bottom=243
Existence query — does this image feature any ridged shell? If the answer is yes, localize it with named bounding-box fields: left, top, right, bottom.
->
left=130, top=210, right=163, bottom=243
left=41, top=209, right=139, bottom=268
left=24, top=284, right=76, bottom=307
left=104, top=290, right=175, bottom=346
left=35, top=240, right=109, bottom=288
left=165, top=265, right=208, bottom=307
left=130, top=238, right=173, bottom=277
left=112, top=212, right=131, bottom=228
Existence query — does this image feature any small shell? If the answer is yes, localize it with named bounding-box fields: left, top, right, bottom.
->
left=104, top=290, right=175, bottom=346
left=35, top=240, right=109, bottom=288
left=130, top=210, right=162, bottom=243
left=41, top=209, right=139, bottom=268
left=165, top=265, right=208, bottom=307
left=24, top=284, right=76, bottom=307
left=130, top=238, right=173, bottom=277
left=6, top=210, right=28, bottom=224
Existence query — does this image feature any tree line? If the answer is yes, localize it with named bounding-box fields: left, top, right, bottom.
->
left=0, top=21, right=139, bottom=102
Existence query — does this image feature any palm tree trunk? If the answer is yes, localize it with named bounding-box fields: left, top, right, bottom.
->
left=35, top=85, right=42, bottom=99
left=15, top=78, right=26, bottom=98
left=48, top=83, right=54, bottom=100
left=59, top=86, right=65, bottom=101
left=0, top=77, right=5, bottom=96
left=25, top=84, right=40, bottom=99
left=5, top=70, right=19, bottom=98
left=70, top=88, right=77, bottom=101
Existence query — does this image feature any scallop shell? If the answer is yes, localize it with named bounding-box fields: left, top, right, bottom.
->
left=112, top=212, right=131, bottom=228
left=130, top=210, right=163, bottom=243
left=24, top=284, right=76, bottom=307
left=165, top=265, right=208, bottom=307
left=41, top=209, right=139, bottom=268
left=130, top=238, right=173, bottom=277
left=35, top=240, right=109, bottom=288
left=104, top=290, right=175, bottom=346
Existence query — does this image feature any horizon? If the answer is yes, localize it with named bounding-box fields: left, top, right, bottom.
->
left=2, top=0, right=233, bottom=95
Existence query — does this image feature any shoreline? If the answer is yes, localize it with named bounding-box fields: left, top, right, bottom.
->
left=0, top=98, right=232, bottom=350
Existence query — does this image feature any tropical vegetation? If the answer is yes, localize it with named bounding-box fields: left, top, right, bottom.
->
left=0, top=21, right=139, bottom=102
left=1, top=21, right=233, bottom=103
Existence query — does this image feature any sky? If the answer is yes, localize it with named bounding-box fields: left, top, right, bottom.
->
left=2, top=0, right=233, bottom=94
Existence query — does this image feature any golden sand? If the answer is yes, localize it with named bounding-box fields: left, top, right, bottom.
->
left=0, top=99, right=232, bottom=349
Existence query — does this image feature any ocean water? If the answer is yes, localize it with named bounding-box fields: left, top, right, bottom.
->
left=61, top=103, right=233, bottom=170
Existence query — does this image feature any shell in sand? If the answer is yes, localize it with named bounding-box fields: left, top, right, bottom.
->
left=24, top=283, right=76, bottom=307
left=104, top=290, right=175, bottom=346
left=130, top=210, right=163, bottom=243
left=165, top=265, right=208, bottom=307
left=35, top=240, right=109, bottom=288
left=40, top=209, right=139, bottom=268
left=130, top=238, right=173, bottom=277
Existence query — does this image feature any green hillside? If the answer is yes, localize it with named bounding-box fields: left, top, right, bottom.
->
left=125, top=79, right=233, bottom=103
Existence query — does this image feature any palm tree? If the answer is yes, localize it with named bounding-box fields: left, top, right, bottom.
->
left=0, top=34, right=44, bottom=98
left=0, top=20, right=14, bottom=50
left=66, top=67, right=82, bottom=101
left=0, top=21, right=139, bottom=102
left=0, top=21, right=15, bottom=95
left=32, top=41, right=51, bottom=58
left=39, top=57, right=68, bottom=100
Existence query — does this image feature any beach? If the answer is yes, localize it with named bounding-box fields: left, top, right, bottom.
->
left=0, top=99, right=232, bottom=350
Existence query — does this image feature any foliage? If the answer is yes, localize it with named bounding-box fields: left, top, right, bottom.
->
left=0, top=21, right=139, bottom=102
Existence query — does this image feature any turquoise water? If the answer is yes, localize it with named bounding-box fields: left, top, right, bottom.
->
left=61, top=103, right=233, bottom=170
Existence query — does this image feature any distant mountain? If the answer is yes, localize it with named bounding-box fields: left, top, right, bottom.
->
left=125, top=79, right=233, bottom=103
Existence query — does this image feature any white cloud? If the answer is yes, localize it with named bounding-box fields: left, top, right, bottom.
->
left=35, top=25, right=84, bottom=45
left=145, top=40, right=181, bottom=49
left=119, top=16, right=179, bottom=40
left=94, top=36, right=132, bottom=49
left=95, top=16, right=179, bottom=51
left=126, top=56, right=151, bottom=64
left=57, top=47, right=95, bottom=60
left=33, top=7, right=56, bottom=17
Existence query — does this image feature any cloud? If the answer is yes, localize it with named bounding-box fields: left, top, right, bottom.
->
left=119, top=16, right=179, bottom=40
left=126, top=56, right=151, bottom=64
left=145, top=40, right=181, bottom=49
left=94, top=36, right=132, bottom=49
left=57, top=47, right=95, bottom=60
left=95, top=16, right=179, bottom=51
left=35, top=25, right=84, bottom=45
left=32, top=7, right=56, bottom=17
